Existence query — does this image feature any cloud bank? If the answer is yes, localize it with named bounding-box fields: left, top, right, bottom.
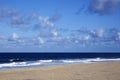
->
left=89, top=0, right=120, bottom=15
left=0, top=27, right=120, bottom=49
left=0, top=7, right=120, bottom=49
left=0, top=7, right=61, bottom=30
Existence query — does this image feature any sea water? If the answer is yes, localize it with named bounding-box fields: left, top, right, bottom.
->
left=0, top=53, right=120, bottom=69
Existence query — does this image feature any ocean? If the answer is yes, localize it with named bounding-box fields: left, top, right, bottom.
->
left=0, top=53, right=120, bottom=69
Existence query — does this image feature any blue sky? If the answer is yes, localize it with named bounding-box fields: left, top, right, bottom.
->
left=0, top=0, right=120, bottom=52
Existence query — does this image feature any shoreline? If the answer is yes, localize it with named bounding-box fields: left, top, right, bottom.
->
left=0, top=62, right=120, bottom=80
left=1, top=58, right=120, bottom=70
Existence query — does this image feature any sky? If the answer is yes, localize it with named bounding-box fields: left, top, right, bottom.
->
left=0, top=0, right=120, bottom=52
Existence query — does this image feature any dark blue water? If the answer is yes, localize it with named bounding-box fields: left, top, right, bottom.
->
left=0, top=53, right=120, bottom=69
left=0, top=53, right=120, bottom=63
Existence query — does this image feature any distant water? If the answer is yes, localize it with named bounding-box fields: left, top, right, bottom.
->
left=0, top=53, right=120, bottom=69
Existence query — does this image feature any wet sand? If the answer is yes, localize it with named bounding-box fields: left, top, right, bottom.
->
left=0, top=62, right=120, bottom=80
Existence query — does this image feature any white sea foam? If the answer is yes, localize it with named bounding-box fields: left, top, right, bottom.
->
left=84, top=58, right=120, bottom=62
left=0, top=58, right=120, bottom=69
left=39, top=60, right=53, bottom=63
left=61, top=59, right=83, bottom=63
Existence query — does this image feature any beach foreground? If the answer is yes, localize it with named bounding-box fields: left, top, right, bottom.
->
left=0, top=62, right=120, bottom=80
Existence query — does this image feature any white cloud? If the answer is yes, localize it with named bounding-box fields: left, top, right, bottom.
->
left=97, top=28, right=104, bottom=37
left=37, top=37, right=45, bottom=44
left=90, top=28, right=104, bottom=38
left=8, top=32, right=19, bottom=41
left=118, top=32, right=120, bottom=38
left=0, top=27, right=119, bottom=49
left=10, top=15, right=25, bottom=25
left=49, top=13, right=61, bottom=22
left=116, top=32, right=120, bottom=40
left=0, top=35, right=6, bottom=40
left=89, top=0, right=120, bottom=15
left=0, top=7, right=61, bottom=35
left=0, top=7, right=18, bottom=19
left=51, top=30, right=58, bottom=37
left=74, top=40, right=79, bottom=43
left=12, top=33, right=19, bottom=40
left=38, top=16, right=54, bottom=27
left=83, top=35, right=91, bottom=40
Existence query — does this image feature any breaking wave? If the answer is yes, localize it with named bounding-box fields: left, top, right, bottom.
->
left=0, top=58, right=120, bottom=69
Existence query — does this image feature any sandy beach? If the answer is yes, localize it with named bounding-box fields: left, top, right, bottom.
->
left=0, top=62, right=120, bottom=80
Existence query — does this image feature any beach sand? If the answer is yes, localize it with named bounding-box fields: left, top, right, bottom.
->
left=0, top=62, right=120, bottom=80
